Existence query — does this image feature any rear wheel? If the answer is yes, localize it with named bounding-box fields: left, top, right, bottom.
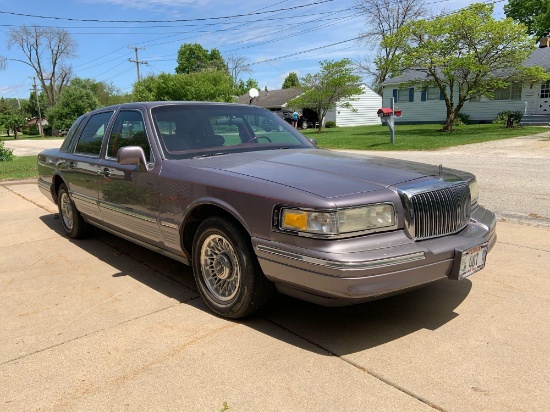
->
left=57, top=183, right=89, bottom=239
left=192, top=217, right=274, bottom=318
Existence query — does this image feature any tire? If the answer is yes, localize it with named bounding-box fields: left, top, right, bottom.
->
left=192, top=217, right=274, bottom=319
left=57, top=183, right=89, bottom=239
left=301, top=121, right=308, bottom=130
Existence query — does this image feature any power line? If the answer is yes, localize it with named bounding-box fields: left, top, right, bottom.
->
left=0, top=1, right=335, bottom=23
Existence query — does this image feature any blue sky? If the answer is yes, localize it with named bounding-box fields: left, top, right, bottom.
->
left=0, top=0, right=505, bottom=100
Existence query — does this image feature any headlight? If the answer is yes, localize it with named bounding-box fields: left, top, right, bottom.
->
left=469, top=179, right=479, bottom=205
left=280, top=204, right=396, bottom=237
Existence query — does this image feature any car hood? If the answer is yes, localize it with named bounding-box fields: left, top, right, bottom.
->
left=188, top=149, right=471, bottom=198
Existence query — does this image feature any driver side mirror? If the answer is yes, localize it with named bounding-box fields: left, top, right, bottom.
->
left=117, top=146, right=148, bottom=172
left=308, top=138, right=318, bottom=147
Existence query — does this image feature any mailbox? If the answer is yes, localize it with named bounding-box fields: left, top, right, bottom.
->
left=377, top=108, right=393, bottom=117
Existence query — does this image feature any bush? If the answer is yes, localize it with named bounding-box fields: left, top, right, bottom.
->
left=0, top=141, right=14, bottom=161
left=454, top=112, right=470, bottom=126
left=325, top=121, right=336, bottom=128
left=493, top=110, right=523, bottom=127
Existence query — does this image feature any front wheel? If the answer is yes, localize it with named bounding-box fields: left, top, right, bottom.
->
left=192, top=217, right=274, bottom=318
left=57, top=183, right=89, bottom=239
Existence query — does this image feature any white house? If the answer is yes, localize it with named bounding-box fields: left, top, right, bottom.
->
left=325, top=84, right=382, bottom=126
left=381, top=43, right=550, bottom=125
left=237, top=84, right=382, bottom=127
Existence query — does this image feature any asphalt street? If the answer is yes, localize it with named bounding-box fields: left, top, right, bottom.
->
left=1, top=133, right=549, bottom=411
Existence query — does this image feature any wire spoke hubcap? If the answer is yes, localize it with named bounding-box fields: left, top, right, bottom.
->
left=200, top=234, right=241, bottom=302
left=60, top=192, right=74, bottom=231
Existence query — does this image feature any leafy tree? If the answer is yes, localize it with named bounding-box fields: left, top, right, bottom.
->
left=175, top=43, right=227, bottom=74
left=7, top=25, right=76, bottom=106
left=282, top=72, right=300, bottom=89
left=68, top=77, right=128, bottom=106
left=287, top=59, right=363, bottom=132
left=23, top=91, right=48, bottom=119
left=132, top=71, right=234, bottom=102
left=0, top=99, right=26, bottom=139
left=504, top=0, right=550, bottom=39
left=384, top=3, right=549, bottom=132
left=235, top=78, right=259, bottom=96
left=46, top=86, right=99, bottom=130
left=355, top=0, right=426, bottom=94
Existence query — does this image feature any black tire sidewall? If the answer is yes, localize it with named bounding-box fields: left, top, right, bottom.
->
left=57, top=184, right=86, bottom=239
left=192, top=218, right=259, bottom=318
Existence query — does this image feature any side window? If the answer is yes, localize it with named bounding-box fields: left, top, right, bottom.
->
left=107, top=110, right=152, bottom=162
left=59, top=115, right=85, bottom=153
left=74, top=111, right=114, bottom=156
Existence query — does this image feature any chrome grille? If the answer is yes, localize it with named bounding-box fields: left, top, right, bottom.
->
left=399, top=183, right=471, bottom=240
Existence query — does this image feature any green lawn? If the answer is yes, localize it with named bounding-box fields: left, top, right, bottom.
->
left=0, top=156, right=38, bottom=181
left=302, top=123, right=548, bottom=150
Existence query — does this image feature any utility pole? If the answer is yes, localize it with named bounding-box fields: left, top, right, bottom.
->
left=31, top=77, right=44, bottom=137
left=128, top=46, right=148, bottom=82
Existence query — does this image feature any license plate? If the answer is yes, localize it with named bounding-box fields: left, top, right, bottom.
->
left=457, top=243, right=488, bottom=280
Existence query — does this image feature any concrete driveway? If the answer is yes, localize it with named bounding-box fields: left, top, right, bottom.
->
left=1, top=135, right=549, bottom=411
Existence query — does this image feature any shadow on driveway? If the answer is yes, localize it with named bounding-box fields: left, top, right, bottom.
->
left=39, top=212, right=472, bottom=357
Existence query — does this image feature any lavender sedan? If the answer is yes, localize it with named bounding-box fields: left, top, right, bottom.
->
left=37, top=102, right=496, bottom=318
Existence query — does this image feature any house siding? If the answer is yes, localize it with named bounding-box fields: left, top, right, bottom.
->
left=326, top=85, right=382, bottom=126
left=382, top=82, right=537, bottom=123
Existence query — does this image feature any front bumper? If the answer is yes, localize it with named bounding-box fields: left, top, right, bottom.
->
left=253, top=206, right=496, bottom=306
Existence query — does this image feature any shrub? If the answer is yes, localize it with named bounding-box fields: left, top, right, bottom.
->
left=325, top=120, right=336, bottom=128
left=454, top=112, right=470, bottom=126
left=0, top=141, right=14, bottom=161
left=493, top=110, right=523, bottom=127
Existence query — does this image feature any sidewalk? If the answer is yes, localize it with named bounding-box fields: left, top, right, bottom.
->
left=1, top=180, right=549, bottom=411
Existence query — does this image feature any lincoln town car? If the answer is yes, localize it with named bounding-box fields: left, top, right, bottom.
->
left=37, top=102, right=496, bottom=318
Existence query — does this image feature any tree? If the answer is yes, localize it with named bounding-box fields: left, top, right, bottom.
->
left=355, top=0, right=426, bottom=94
left=7, top=25, right=76, bottom=107
left=235, top=78, right=259, bottom=96
left=46, top=85, right=99, bottom=130
left=68, top=77, right=128, bottom=106
left=132, top=71, right=234, bottom=102
left=0, top=99, right=26, bottom=139
left=226, top=53, right=253, bottom=87
left=504, top=0, right=550, bottom=39
left=384, top=3, right=549, bottom=132
left=282, top=72, right=300, bottom=89
left=175, top=43, right=227, bottom=74
left=287, top=59, right=363, bottom=132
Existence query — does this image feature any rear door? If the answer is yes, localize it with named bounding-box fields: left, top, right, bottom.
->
left=66, top=111, right=114, bottom=222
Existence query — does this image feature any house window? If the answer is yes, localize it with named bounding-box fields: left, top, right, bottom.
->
left=493, top=84, right=522, bottom=100
left=427, top=87, right=440, bottom=100
left=540, top=81, right=550, bottom=99
left=397, top=89, right=409, bottom=102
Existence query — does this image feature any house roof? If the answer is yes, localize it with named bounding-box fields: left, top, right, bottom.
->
left=524, top=47, right=550, bottom=70
left=235, top=88, right=303, bottom=109
left=383, top=46, right=550, bottom=86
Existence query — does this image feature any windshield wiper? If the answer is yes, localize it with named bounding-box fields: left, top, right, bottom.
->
left=191, top=152, right=229, bottom=159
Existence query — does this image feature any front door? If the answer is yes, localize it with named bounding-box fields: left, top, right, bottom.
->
left=536, top=81, right=550, bottom=114
left=97, top=109, right=162, bottom=246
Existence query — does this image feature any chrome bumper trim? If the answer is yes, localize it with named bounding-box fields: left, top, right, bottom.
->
left=256, top=244, right=425, bottom=271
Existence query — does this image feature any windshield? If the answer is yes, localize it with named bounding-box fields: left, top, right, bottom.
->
left=151, top=104, right=314, bottom=159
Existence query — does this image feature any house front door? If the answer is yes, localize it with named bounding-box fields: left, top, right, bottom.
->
left=536, top=81, right=550, bottom=114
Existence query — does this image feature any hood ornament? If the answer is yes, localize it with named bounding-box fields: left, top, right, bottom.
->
left=439, top=164, right=443, bottom=180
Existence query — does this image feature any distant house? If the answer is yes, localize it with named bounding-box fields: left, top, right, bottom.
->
left=25, top=117, right=49, bottom=127
left=381, top=42, right=550, bottom=125
left=324, top=84, right=382, bottom=126
left=236, top=85, right=382, bottom=127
